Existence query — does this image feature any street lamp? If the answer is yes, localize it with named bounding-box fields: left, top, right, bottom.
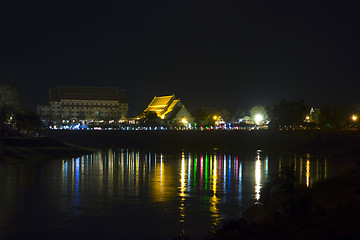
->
left=254, top=114, right=263, bottom=125
left=352, top=114, right=358, bottom=121
left=181, top=117, right=188, bottom=125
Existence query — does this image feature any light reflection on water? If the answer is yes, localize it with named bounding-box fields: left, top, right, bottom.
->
left=0, top=150, right=329, bottom=239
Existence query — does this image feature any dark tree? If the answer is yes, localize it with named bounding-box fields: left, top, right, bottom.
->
left=140, top=111, right=160, bottom=126
left=191, top=108, right=211, bottom=126
left=268, top=99, right=308, bottom=128
left=319, top=104, right=337, bottom=128
left=337, top=104, right=352, bottom=129
left=319, top=104, right=353, bottom=130
left=14, top=111, right=42, bottom=135
left=0, top=81, right=22, bottom=131
left=0, top=79, right=41, bottom=136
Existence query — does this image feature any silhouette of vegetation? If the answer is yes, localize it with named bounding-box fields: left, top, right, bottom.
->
left=139, top=111, right=160, bottom=126
left=191, top=108, right=211, bottom=126
left=268, top=99, right=308, bottom=128
left=319, top=104, right=355, bottom=129
left=0, top=78, right=41, bottom=136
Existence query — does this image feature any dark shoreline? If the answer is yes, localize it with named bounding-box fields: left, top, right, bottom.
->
left=0, top=137, right=92, bottom=161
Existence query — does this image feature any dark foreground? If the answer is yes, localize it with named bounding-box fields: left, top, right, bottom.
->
left=206, top=157, right=360, bottom=240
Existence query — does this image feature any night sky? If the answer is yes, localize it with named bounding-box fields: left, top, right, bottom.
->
left=1, top=1, right=359, bottom=115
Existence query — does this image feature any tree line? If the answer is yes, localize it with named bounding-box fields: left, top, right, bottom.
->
left=190, top=100, right=359, bottom=130
left=0, top=80, right=41, bottom=136
left=266, top=100, right=358, bottom=130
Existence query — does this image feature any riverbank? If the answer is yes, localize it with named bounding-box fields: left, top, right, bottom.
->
left=0, top=137, right=93, bottom=161
left=206, top=153, right=360, bottom=239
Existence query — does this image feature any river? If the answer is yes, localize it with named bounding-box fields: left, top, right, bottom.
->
left=0, top=149, right=330, bottom=240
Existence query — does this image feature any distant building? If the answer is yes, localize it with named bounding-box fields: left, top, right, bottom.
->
left=138, top=94, right=194, bottom=126
left=239, top=116, right=252, bottom=124
left=38, top=86, right=128, bottom=124
left=200, top=107, right=231, bottom=123
left=305, top=107, right=320, bottom=123
left=231, top=108, right=246, bottom=123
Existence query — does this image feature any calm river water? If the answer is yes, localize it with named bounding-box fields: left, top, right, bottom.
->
left=0, top=149, right=330, bottom=240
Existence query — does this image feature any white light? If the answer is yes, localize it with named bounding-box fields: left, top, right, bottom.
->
left=255, top=156, right=261, bottom=201
left=254, top=114, right=263, bottom=125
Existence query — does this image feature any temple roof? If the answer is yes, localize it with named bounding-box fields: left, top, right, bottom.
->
left=148, top=95, right=175, bottom=108
left=162, top=99, right=181, bottom=117
left=139, top=94, right=193, bottom=122
left=49, top=86, right=127, bottom=102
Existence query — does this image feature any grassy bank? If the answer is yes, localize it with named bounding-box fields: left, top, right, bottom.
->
left=0, top=137, right=92, bottom=161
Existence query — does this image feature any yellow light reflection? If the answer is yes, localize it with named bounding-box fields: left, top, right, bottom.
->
left=325, top=158, right=328, bottom=179
left=210, top=155, right=220, bottom=228
left=152, top=153, right=173, bottom=202
left=212, top=156, right=217, bottom=195
left=279, top=157, right=282, bottom=178
left=98, top=153, right=103, bottom=193
left=179, top=153, right=186, bottom=223
left=299, top=157, right=303, bottom=184
left=136, top=151, right=139, bottom=190
left=160, top=154, right=163, bottom=182
left=62, top=160, right=65, bottom=192
left=180, top=153, right=186, bottom=198
left=306, top=159, right=310, bottom=187
left=108, top=150, right=114, bottom=195
left=316, top=158, right=319, bottom=180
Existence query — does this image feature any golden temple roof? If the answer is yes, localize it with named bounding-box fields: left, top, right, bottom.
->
left=148, top=95, right=175, bottom=108
left=162, top=99, right=180, bottom=117
left=138, top=94, right=193, bottom=123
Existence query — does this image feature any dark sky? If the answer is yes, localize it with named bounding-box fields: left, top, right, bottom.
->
left=1, top=1, right=359, bottom=115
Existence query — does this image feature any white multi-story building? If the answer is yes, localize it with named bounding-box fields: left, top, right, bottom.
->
left=38, top=86, right=128, bottom=124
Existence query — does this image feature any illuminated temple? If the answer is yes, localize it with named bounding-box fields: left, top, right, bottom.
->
left=139, top=94, right=194, bottom=126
